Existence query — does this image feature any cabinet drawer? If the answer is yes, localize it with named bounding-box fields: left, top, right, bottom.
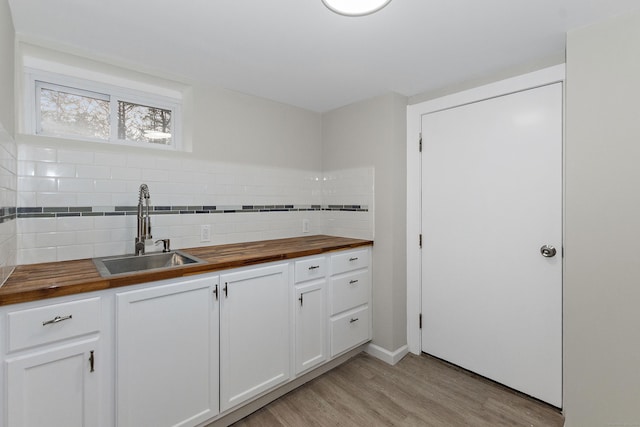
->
left=330, top=305, right=370, bottom=357
left=330, top=270, right=370, bottom=315
left=295, top=257, right=327, bottom=283
left=331, top=249, right=369, bottom=275
left=8, top=297, right=101, bottom=352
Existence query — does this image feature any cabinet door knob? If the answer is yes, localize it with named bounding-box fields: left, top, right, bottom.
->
left=89, top=350, right=95, bottom=372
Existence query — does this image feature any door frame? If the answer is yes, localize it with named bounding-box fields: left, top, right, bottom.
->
left=406, top=64, right=565, bottom=355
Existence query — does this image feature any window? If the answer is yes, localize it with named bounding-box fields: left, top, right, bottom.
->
left=117, top=101, right=172, bottom=145
left=26, top=69, right=182, bottom=150
left=37, top=82, right=110, bottom=140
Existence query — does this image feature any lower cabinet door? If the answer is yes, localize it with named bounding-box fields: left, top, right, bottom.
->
left=116, top=276, right=219, bottom=427
left=220, top=263, right=290, bottom=411
left=6, top=337, right=99, bottom=427
left=295, top=281, right=326, bottom=374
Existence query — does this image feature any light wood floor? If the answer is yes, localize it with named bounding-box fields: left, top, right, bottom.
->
left=232, top=352, right=564, bottom=427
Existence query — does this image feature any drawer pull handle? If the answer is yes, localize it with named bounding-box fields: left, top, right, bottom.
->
left=89, top=350, right=95, bottom=372
left=349, top=257, right=359, bottom=262
left=308, top=265, right=320, bottom=270
left=349, top=317, right=359, bottom=323
left=42, top=315, right=73, bottom=326
left=349, top=279, right=359, bottom=284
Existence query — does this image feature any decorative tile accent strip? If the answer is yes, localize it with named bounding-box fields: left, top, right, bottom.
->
left=0, top=207, right=17, bottom=224
left=17, top=204, right=369, bottom=219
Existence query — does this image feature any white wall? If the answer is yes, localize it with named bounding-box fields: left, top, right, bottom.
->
left=564, top=10, right=640, bottom=426
left=192, top=85, right=322, bottom=170
left=13, top=43, right=373, bottom=264
left=0, top=0, right=16, bottom=286
left=0, top=0, right=14, bottom=135
left=322, top=93, right=407, bottom=353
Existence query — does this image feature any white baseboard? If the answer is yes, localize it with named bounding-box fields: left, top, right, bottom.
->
left=365, top=343, right=409, bottom=365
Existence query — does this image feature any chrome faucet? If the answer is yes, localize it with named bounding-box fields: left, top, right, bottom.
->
left=135, top=184, right=152, bottom=255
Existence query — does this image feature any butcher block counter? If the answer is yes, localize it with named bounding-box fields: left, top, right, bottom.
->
left=0, top=235, right=373, bottom=306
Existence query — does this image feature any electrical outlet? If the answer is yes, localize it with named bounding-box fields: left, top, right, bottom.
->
left=200, top=224, right=211, bottom=242
left=302, top=219, right=310, bottom=233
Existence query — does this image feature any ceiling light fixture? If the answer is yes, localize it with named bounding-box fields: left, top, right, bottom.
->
left=322, top=0, right=392, bottom=16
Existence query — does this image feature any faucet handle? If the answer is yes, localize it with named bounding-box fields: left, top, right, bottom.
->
left=155, top=239, right=171, bottom=253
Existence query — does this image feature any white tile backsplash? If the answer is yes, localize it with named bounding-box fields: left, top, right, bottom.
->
left=17, top=246, right=56, bottom=264
left=36, top=162, right=76, bottom=178
left=36, top=231, right=76, bottom=248
left=57, top=178, right=94, bottom=193
left=76, top=164, right=110, bottom=179
left=94, top=151, right=126, bottom=167
left=57, top=216, right=95, bottom=231
left=17, top=161, right=35, bottom=177
left=110, top=166, right=142, bottom=181
left=18, top=191, right=36, bottom=207
left=0, top=124, right=17, bottom=286
left=18, top=176, right=57, bottom=192
left=18, top=145, right=56, bottom=162
left=14, top=142, right=374, bottom=264
left=57, top=149, right=93, bottom=164
left=94, top=179, right=127, bottom=194
left=36, top=192, right=78, bottom=206
left=77, top=192, right=113, bottom=206
left=57, top=244, right=95, bottom=262
left=94, top=241, right=128, bottom=258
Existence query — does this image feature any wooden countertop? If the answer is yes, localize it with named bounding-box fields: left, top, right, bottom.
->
left=0, top=235, right=373, bottom=306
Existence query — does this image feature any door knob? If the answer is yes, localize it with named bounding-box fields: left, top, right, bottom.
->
left=540, top=245, right=557, bottom=258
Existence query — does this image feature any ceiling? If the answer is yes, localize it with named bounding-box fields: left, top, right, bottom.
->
left=7, top=0, right=640, bottom=112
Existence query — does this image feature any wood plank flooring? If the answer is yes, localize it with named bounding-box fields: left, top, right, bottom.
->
left=232, top=353, right=564, bottom=427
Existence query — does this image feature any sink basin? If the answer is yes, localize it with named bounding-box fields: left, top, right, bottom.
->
left=93, top=250, right=205, bottom=277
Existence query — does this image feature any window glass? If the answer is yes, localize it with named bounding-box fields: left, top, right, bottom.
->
left=38, top=85, right=110, bottom=140
left=118, top=101, right=172, bottom=145
left=29, top=73, right=181, bottom=150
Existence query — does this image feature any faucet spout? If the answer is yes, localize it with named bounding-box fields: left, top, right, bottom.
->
left=135, top=184, right=152, bottom=255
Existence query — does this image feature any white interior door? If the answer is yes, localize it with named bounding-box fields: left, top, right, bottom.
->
left=421, top=83, right=562, bottom=407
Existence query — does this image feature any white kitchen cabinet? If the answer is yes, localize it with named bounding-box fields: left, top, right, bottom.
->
left=329, top=248, right=372, bottom=357
left=6, top=338, right=99, bottom=427
left=2, top=297, right=102, bottom=427
left=116, top=275, right=219, bottom=427
left=294, top=281, right=326, bottom=374
left=293, top=256, right=327, bottom=375
left=1, top=242, right=373, bottom=427
left=219, top=263, right=290, bottom=412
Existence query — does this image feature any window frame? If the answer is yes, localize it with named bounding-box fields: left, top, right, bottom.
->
left=24, top=68, right=182, bottom=151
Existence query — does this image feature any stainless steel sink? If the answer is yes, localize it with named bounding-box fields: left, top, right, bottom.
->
left=93, top=251, right=205, bottom=277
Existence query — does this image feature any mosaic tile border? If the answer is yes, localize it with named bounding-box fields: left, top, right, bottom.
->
left=0, top=207, right=17, bottom=224
left=16, top=204, right=369, bottom=219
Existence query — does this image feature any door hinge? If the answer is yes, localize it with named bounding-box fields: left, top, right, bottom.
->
left=419, top=313, right=422, bottom=329
left=419, top=133, right=422, bottom=152
left=419, top=234, right=422, bottom=248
